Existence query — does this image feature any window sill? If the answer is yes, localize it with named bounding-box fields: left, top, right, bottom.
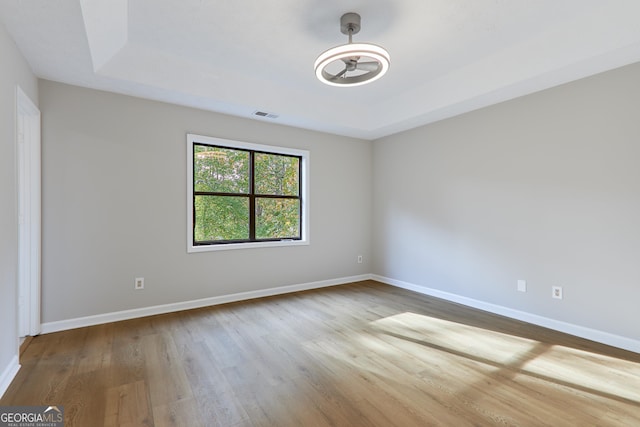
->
left=187, top=239, right=309, bottom=253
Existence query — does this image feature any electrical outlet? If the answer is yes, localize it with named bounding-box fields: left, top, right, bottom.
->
left=517, top=280, right=527, bottom=292
left=552, top=286, right=562, bottom=299
left=357, top=255, right=363, bottom=264
left=135, top=277, right=144, bottom=290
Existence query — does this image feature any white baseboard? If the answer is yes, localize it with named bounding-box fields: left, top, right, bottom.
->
left=0, top=355, right=20, bottom=399
left=41, top=274, right=371, bottom=334
left=372, top=274, right=640, bottom=354
left=38, top=273, right=640, bottom=354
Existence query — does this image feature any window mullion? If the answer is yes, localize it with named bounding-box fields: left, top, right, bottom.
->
left=298, top=156, right=303, bottom=239
left=249, top=151, right=256, bottom=241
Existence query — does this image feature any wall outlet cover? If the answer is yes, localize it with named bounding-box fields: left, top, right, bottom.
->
left=552, top=286, right=563, bottom=299
left=517, top=280, right=527, bottom=292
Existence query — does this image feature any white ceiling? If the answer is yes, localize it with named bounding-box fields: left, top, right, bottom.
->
left=2, top=0, right=640, bottom=140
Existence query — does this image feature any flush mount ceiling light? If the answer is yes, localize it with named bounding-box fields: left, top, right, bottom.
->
left=314, top=12, right=390, bottom=87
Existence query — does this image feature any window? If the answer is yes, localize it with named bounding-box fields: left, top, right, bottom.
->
left=187, top=134, right=309, bottom=252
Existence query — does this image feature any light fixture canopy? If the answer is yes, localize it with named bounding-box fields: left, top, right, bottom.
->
left=314, top=13, right=390, bottom=87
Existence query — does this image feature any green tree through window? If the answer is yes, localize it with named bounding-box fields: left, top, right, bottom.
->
left=192, top=142, right=303, bottom=245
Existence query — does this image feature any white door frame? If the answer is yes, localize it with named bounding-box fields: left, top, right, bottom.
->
left=16, top=86, right=41, bottom=337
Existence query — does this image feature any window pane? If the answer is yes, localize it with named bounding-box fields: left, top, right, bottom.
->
left=256, top=198, right=300, bottom=239
left=194, top=145, right=249, bottom=193
left=195, top=195, right=249, bottom=242
left=254, top=153, right=299, bottom=196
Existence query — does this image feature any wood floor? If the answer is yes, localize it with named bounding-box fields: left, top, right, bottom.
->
left=3, top=280, right=640, bottom=426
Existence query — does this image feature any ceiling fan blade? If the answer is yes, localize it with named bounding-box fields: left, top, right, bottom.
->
left=356, top=61, right=380, bottom=72
left=330, top=67, right=348, bottom=80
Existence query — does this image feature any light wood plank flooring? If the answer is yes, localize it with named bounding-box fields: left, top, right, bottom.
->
left=3, top=280, right=640, bottom=426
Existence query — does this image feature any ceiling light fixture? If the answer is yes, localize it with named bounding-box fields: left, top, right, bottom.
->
left=314, top=12, right=390, bottom=87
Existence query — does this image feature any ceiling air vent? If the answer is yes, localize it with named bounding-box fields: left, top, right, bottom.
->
left=253, top=110, right=279, bottom=119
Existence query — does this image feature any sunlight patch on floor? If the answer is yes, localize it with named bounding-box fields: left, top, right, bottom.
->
left=370, top=312, right=640, bottom=403
left=372, top=312, right=541, bottom=365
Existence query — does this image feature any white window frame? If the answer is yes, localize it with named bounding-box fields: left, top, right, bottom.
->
left=187, top=133, right=310, bottom=253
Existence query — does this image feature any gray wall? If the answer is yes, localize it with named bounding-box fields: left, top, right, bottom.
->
left=373, top=62, right=640, bottom=341
left=0, top=24, right=38, bottom=379
left=40, top=80, right=372, bottom=323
